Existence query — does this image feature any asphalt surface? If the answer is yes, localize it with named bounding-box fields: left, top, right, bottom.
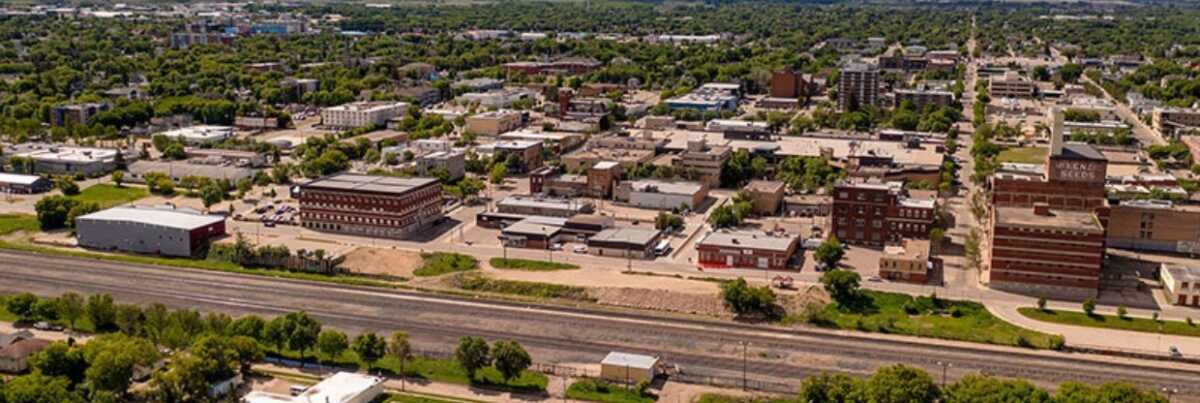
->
left=3, top=250, right=1200, bottom=398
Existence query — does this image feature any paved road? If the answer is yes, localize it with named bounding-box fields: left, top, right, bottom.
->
left=4, top=251, right=1200, bottom=398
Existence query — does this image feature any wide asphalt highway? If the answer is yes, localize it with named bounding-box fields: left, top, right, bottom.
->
left=3, top=250, right=1200, bottom=397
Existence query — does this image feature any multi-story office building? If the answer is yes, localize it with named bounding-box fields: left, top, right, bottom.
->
left=466, top=110, right=524, bottom=136
left=838, top=63, right=880, bottom=111
left=50, top=103, right=109, bottom=127
left=831, top=180, right=937, bottom=247
left=989, top=71, right=1036, bottom=98
left=985, top=203, right=1105, bottom=300
left=675, top=137, right=731, bottom=187
left=894, top=89, right=954, bottom=110
left=298, top=174, right=444, bottom=239
left=1152, top=107, right=1200, bottom=138
left=320, top=102, right=409, bottom=129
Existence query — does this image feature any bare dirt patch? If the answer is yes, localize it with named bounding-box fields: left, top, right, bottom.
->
left=340, top=247, right=424, bottom=278
left=589, top=287, right=728, bottom=318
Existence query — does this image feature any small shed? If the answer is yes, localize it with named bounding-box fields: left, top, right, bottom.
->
left=600, top=352, right=659, bottom=385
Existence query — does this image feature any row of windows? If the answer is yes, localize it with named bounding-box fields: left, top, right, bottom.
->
left=304, top=212, right=423, bottom=228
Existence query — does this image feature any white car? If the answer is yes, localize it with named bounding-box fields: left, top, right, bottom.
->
left=573, top=245, right=588, bottom=253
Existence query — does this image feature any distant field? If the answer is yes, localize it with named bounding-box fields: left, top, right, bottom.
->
left=996, top=147, right=1047, bottom=164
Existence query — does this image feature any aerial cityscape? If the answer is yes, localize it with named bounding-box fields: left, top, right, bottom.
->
left=1, top=0, right=1200, bottom=402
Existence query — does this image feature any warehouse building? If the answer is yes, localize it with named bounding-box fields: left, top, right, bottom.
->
left=157, top=125, right=235, bottom=145
left=0, top=173, right=51, bottom=194
left=500, top=216, right=566, bottom=249
left=321, top=101, right=409, bottom=129
left=126, top=161, right=256, bottom=184
left=695, top=230, right=800, bottom=270
left=587, top=227, right=663, bottom=259
left=616, top=180, right=708, bottom=210
left=985, top=203, right=1105, bottom=300
left=243, top=372, right=384, bottom=403
left=298, top=174, right=444, bottom=239
left=3, top=143, right=120, bottom=175
left=496, top=195, right=592, bottom=218
left=76, top=206, right=227, bottom=257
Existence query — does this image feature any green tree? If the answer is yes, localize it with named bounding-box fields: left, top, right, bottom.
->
left=489, top=163, right=507, bottom=184
left=111, top=171, right=124, bottom=187
left=317, top=330, right=349, bottom=362
left=2, top=373, right=84, bottom=403
left=944, top=375, right=1051, bottom=403
left=490, top=340, right=531, bottom=382
left=281, top=311, right=322, bottom=363
left=352, top=332, right=388, bottom=371
left=85, top=293, right=117, bottom=331
left=863, top=364, right=941, bottom=403
left=389, top=331, right=413, bottom=380
left=230, top=315, right=266, bottom=339
left=454, top=336, right=492, bottom=381
left=799, top=373, right=862, bottom=403
left=5, top=292, right=38, bottom=321
left=1082, top=297, right=1096, bottom=316
left=820, top=269, right=862, bottom=308
left=200, top=185, right=224, bottom=209
left=707, top=204, right=739, bottom=229
left=719, top=278, right=777, bottom=317
left=34, top=195, right=79, bottom=230
left=29, top=342, right=87, bottom=385
left=1054, top=381, right=1167, bottom=403
left=814, top=236, right=846, bottom=269
left=56, top=292, right=85, bottom=330
left=65, top=201, right=99, bottom=230
left=55, top=177, right=80, bottom=196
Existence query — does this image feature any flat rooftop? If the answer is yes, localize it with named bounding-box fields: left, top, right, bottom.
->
left=590, top=227, right=661, bottom=246
left=994, top=206, right=1103, bottom=232
left=657, top=130, right=944, bottom=167
left=697, top=230, right=798, bottom=252
left=498, top=195, right=586, bottom=211
left=7, top=143, right=119, bottom=163
left=602, top=352, right=658, bottom=370
left=324, top=101, right=407, bottom=112
left=1164, top=263, right=1200, bottom=283
left=303, top=174, right=438, bottom=196
left=78, top=206, right=224, bottom=231
left=745, top=180, right=785, bottom=193
left=627, top=180, right=704, bottom=195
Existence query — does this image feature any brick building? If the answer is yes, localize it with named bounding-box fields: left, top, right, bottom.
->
left=743, top=180, right=786, bottom=216
left=985, top=203, right=1105, bottom=300
left=1105, top=200, right=1200, bottom=254
left=831, top=180, right=937, bottom=247
left=695, top=230, right=800, bottom=270
left=298, top=174, right=444, bottom=239
left=991, top=109, right=1108, bottom=212
left=879, top=239, right=931, bottom=284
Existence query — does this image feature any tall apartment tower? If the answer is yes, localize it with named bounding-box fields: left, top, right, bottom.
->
left=838, top=63, right=880, bottom=112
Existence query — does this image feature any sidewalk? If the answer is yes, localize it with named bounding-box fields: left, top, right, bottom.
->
left=987, top=301, right=1200, bottom=355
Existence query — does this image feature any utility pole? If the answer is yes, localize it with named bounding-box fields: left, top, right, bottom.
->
left=937, top=361, right=951, bottom=387
left=740, top=341, right=748, bottom=391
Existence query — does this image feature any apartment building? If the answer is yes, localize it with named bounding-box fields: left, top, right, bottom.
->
left=50, top=103, right=109, bottom=127
left=989, top=71, right=1036, bottom=98
left=838, top=63, right=880, bottom=111
left=321, top=101, right=409, bottom=129
left=894, top=89, right=955, bottom=110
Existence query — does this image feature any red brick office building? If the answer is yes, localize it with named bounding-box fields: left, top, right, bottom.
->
left=298, top=174, right=443, bottom=239
left=831, top=180, right=937, bottom=247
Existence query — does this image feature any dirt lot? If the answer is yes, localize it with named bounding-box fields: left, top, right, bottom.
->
left=590, top=287, right=728, bottom=317
left=340, top=247, right=425, bottom=278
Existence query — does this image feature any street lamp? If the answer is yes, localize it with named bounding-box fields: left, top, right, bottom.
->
left=936, top=361, right=952, bottom=387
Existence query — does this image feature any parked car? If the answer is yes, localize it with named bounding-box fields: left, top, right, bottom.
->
left=573, top=245, right=588, bottom=253
left=549, top=243, right=563, bottom=251
left=33, top=321, right=63, bottom=331
left=1170, top=346, right=1183, bottom=358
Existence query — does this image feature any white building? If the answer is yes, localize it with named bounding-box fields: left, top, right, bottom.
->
left=3, top=143, right=120, bottom=175
left=600, top=352, right=660, bottom=384
left=616, top=180, right=707, bottom=210
left=321, top=101, right=409, bottom=129
left=242, top=372, right=385, bottom=403
left=1163, top=263, right=1200, bottom=307
left=158, top=125, right=235, bottom=145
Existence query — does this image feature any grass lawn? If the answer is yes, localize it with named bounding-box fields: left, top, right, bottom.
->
left=565, top=379, right=656, bottom=403
left=996, top=147, right=1047, bottom=164
left=0, top=214, right=39, bottom=235
left=453, top=273, right=594, bottom=301
left=385, top=393, right=469, bottom=403
left=795, top=290, right=1062, bottom=349
left=694, top=394, right=793, bottom=403
left=489, top=257, right=579, bottom=271
left=414, top=252, right=479, bottom=277
left=70, top=184, right=148, bottom=208
left=1019, top=307, right=1200, bottom=337
left=0, top=295, right=17, bottom=322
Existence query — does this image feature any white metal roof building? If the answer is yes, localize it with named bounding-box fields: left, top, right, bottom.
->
left=0, top=172, right=51, bottom=194
left=600, top=352, right=660, bottom=384
left=75, top=206, right=227, bottom=257
left=242, top=372, right=384, bottom=403
left=159, top=125, right=235, bottom=145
